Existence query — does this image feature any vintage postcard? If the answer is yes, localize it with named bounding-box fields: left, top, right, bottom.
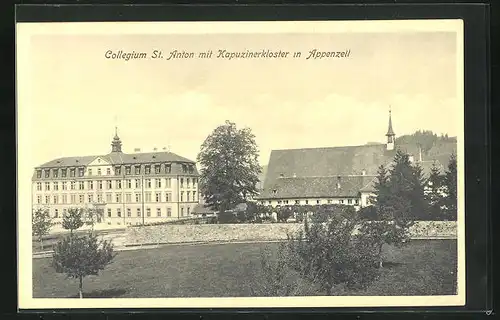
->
left=16, top=20, right=465, bottom=309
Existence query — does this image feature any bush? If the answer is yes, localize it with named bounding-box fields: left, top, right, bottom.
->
left=287, top=216, right=379, bottom=294
left=358, top=206, right=378, bottom=220
left=217, top=211, right=239, bottom=224
left=258, top=211, right=380, bottom=296
left=253, top=243, right=320, bottom=296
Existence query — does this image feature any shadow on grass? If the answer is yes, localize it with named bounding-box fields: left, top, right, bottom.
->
left=67, top=288, right=127, bottom=298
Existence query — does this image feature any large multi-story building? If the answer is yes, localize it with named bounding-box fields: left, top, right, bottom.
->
left=257, top=110, right=457, bottom=210
left=32, top=129, right=200, bottom=225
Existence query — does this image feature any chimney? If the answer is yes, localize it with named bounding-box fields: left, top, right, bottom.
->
left=153, top=147, right=157, bottom=152
left=361, top=169, right=366, bottom=176
left=163, top=147, right=167, bottom=151
left=134, top=148, right=141, bottom=153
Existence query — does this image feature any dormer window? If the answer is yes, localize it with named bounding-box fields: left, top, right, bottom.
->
left=165, top=164, right=171, bottom=174
left=70, top=168, right=75, bottom=177
left=106, top=168, right=110, bottom=175
left=115, top=166, right=121, bottom=175
left=61, top=169, right=67, bottom=177
left=155, top=165, right=160, bottom=174
left=78, top=168, right=84, bottom=177
left=182, top=164, right=187, bottom=173
left=88, top=168, right=92, bottom=176
left=145, top=165, right=151, bottom=174
left=188, top=165, right=194, bottom=174
left=44, top=170, right=50, bottom=178
left=36, top=170, right=42, bottom=179
left=125, top=166, right=131, bottom=175
left=135, top=166, right=141, bottom=175
left=53, top=169, right=58, bottom=178
left=272, top=189, right=277, bottom=195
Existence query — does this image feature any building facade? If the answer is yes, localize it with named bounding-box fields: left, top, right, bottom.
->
left=257, top=110, right=456, bottom=210
left=32, top=130, right=200, bottom=225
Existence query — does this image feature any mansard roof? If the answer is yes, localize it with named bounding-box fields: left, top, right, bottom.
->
left=36, top=151, right=196, bottom=169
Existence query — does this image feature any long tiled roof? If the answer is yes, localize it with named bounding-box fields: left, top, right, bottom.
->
left=37, top=151, right=196, bottom=168
left=259, top=175, right=377, bottom=199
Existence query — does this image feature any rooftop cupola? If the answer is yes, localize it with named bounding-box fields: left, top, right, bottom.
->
left=111, top=127, right=122, bottom=153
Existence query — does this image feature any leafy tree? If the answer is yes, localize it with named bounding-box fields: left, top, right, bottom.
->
left=442, top=153, right=457, bottom=221
left=32, top=208, right=53, bottom=251
left=197, top=120, right=261, bottom=215
left=62, top=208, right=84, bottom=234
left=277, top=205, right=293, bottom=223
left=52, top=232, right=116, bottom=298
left=409, top=161, right=429, bottom=220
left=361, top=150, right=415, bottom=267
left=426, top=161, right=445, bottom=220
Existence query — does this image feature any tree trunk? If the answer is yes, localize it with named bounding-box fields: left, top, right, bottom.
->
left=378, top=243, right=384, bottom=268
left=39, top=238, right=43, bottom=251
left=79, top=276, right=83, bottom=299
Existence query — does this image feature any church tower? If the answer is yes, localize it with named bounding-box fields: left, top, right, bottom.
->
left=111, top=127, right=122, bottom=153
left=386, top=108, right=396, bottom=151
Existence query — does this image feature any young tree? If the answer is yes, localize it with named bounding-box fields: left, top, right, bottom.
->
left=62, top=208, right=84, bottom=235
left=32, top=208, right=53, bottom=251
left=426, top=161, right=445, bottom=220
left=197, top=121, right=261, bottom=215
left=52, top=233, right=116, bottom=298
left=442, top=153, right=458, bottom=221
left=85, top=206, right=104, bottom=231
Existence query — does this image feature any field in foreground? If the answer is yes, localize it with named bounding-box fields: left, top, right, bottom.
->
left=33, top=240, right=457, bottom=298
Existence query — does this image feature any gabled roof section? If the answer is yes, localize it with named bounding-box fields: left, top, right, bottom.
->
left=87, top=156, right=112, bottom=166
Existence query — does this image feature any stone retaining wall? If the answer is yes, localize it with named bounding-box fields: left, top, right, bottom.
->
left=125, top=221, right=457, bottom=246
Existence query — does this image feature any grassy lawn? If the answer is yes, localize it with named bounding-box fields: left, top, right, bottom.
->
left=33, top=239, right=457, bottom=298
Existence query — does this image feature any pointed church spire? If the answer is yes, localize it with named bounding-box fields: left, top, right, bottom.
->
left=386, top=107, right=395, bottom=137
left=385, top=107, right=395, bottom=150
left=111, top=127, right=122, bottom=152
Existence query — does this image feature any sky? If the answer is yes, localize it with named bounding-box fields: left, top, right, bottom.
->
left=22, top=29, right=461, bottom=169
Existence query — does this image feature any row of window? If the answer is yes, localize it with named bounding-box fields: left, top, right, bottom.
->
left=35, top=177, right=198, bottom=191
left=50, top=206, right=192, bottom=218
left=261, top=198, right=360, bottom=205
left=36, top=191, right=198, bottom=205
left=36, top=163, right=195, bottom=179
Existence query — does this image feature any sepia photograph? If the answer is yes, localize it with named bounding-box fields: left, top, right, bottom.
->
left=16, top=20, right=465, bottom=309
